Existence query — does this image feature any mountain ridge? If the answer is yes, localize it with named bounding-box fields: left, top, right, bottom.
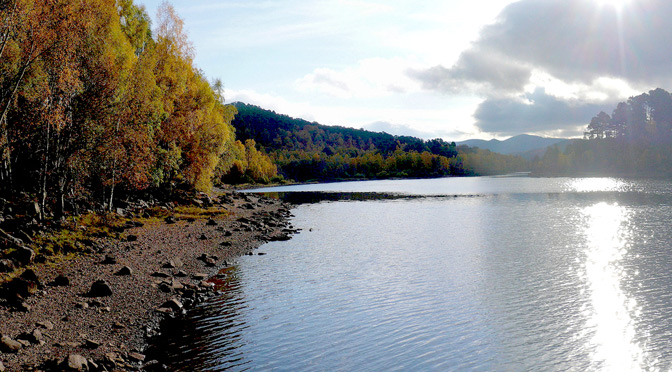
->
left=458, top=134, right=569, bottom=157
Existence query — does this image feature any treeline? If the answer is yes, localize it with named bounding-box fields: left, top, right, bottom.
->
left=0, top=0, right=274, bottom=217
left=533, top=88, right=672, bottom=176
left=231, top=103, right=529, bottom=181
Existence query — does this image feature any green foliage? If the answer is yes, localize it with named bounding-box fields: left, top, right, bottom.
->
left=0, top=0, right=243, bottom=215
left=536, top=87, right=672, bottom=176
left=229, top=103, right=528, bottom=181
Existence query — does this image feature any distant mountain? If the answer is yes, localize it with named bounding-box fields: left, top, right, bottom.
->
left=458, top=134, right=569, bottom=157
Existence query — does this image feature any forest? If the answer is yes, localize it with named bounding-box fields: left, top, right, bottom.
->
left=0, top=0, right=274, bottom=218
left=231, top=103, right=529, bottom=182
left=533, top=88, right=672, bottom=176
left=0, top=0, right=531, bottom=221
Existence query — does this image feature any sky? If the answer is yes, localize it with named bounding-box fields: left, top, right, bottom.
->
left=138, top=0, right=671, bottom=141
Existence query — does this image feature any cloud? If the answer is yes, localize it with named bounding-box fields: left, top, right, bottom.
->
left=413, top=0, right=672, bottom=93
left=296, top=57, right=423, bottom=98
left=473, top=88, right=617, bottom=136
left=408, top=0, right=672, bottom=135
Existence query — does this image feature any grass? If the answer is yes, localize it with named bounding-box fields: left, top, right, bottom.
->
left=0, top=201, right=233, bottom=285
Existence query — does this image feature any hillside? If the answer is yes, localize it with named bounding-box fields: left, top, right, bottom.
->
left=230, top=102, right=530, bottom=181
left=458, top=134, right=568, bottom=156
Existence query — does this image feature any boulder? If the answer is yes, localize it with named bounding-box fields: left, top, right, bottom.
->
left=17, top=328, right=43, bottom=344
left=83, top=338, right=100, bottom=349
left=5, top=277, right=38, bottom=298
left=12, top=246, right=35, bottom=265
left=88, top=280, right=113, bottom=297
left=20, top=269, right=42, bottom=288
left=0, top=335, right=22, bottom=353
left=206, top=218, right=217, bottom=226
left=0, top=259, right=16, bottom=273
left=128, top=352, right=146, bottom=362
left=36, top=320, right=54, bottom=330
left=115, top=266, right=133, bottom=276
left=62, top=354, right=88, bottom=371
left=160, top=298, right=183, bottom=312
left=53, top=274, right=70, bottom=286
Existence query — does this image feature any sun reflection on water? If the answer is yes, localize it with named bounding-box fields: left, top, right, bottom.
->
left=581, top=202, right=645, bottom=371
left=568, top=178, right=627, bottom=193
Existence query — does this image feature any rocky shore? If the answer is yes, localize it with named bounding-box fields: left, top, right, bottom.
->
left=0, top=191, right=295, bottom=371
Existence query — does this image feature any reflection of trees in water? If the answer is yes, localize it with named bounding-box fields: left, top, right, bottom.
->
left=259, top=191, right=478, bottom=204
left=147, top=266, right=250, bottom=372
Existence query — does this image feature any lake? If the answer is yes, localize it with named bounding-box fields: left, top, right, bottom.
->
left=160, top=177, right=672, bottom=371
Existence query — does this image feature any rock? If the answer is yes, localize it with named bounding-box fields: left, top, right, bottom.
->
left=12, top=245, right=35, bottom=265
left=101, top=255, right=117, bottom=264
left=192, top=273, right=208, bottom=280
left=83, top=338, right=100, bottom=349
left=0, top=335, right=22, bottom=352
left=87, top=358, right=98, bottom=371
left=126, top=234, right=138, bottom=242
left=36, top=320, right=54, bottom=330
left=88, top=280, right=113, bottom=297
left=204, top=257, right=217, bottom=267
left=206, top=218, right=217, bottom=226
left=17, top=328, right=43, bottom=344
left=53, top=274, right=70, bottom=286
left=0, top=258, right=16, bottom=273
left=63, top=354, right=88, bottom=371
left=115, top=266, right=133, bottom=276
left=160, top=298, right=183, bottom=312
left=151, top=271, right=170, bottom=278
left=15, top=301, right=31, bottom=312
left=258, top=252, right=267, bottom=256
left=128, top=352, right=146, bottom=362
left=5, top=277, right=38, bottom=298
left=220, top=241, right=231, bottom=247
left=20, top=269, right=42, bottom=288
left=164, top=216, right=176, bottom=224
left=174, top=270, right=188, bottom=277
left=0, top=360, right=5, bottom=371
left=199, top=234, right=208, bottom=240
left=116, top=207, right=126, bottom=216
left=170, top=279, right=184, bottom=291
left=143, top=360, right=168, bottom=372
left=112, top=322, right=125, bottom=329
left=75, top=302, right=89, bottom=309
left=158, top=282, right=172, bottom=293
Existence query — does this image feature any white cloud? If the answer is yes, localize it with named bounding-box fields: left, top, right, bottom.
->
left=296, top=57, right=425, bottom=99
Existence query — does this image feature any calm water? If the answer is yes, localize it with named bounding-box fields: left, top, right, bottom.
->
left=161, top=177, right=672, bottom=371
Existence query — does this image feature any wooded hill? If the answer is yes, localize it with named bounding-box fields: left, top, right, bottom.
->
left=230, top=102, right=529, bottom=182
left=533, top=88, right=672, bottom=176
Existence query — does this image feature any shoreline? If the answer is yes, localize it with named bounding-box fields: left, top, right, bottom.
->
left=0, top=191, right=295, bottom=371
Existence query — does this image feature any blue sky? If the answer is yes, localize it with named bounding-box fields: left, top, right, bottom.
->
left=139, top=0, right=669, bottom=140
